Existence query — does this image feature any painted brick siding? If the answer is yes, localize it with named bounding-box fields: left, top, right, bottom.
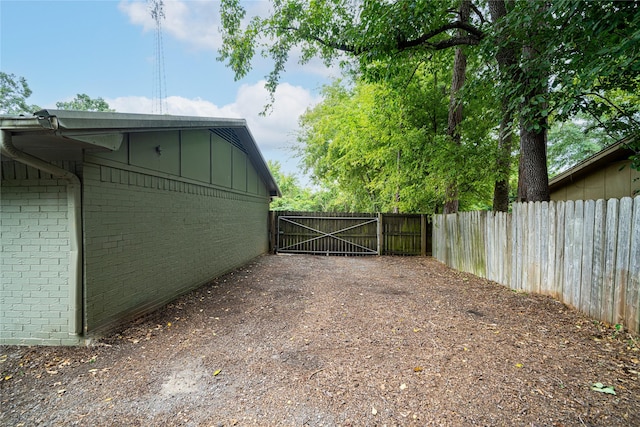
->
left=82, top=163, right=270, bottom=333
left=0, top=179, right=78, bottom=345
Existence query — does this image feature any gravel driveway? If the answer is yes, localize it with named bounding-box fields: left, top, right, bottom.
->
left=1, top=254, right=639, bottom=426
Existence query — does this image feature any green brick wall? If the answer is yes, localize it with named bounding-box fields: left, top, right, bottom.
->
left=82, top=162, right=270, bottom=334
left=0, top=179, right=82, bottom=345
left=1, top=129, right=273, bottom=345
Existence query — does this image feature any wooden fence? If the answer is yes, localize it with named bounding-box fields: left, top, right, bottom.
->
left=433, top=197, right=640, bottom=334
left=269, top=211, right=432, bottom=256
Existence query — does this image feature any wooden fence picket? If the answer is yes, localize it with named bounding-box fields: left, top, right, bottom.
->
left=433, top=196, right=640, bottom=335
left=580, top=200, right=596, bottom=315
left=590, top=200, right=607, bottom=318
left=546, top=201, right=557, bottom=297
left=603, top=199, right=619, bottom=324
left=614, top=198, right=633, bottom=326
left=539, top=202, right=549, bottom=296
left=563, top=200, right=574, bottom=306
left=627, top=199, right=640, bottom=334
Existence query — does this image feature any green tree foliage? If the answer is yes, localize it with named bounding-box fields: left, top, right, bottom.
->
left=219, top=0, right=640, bottom=208
left=268, top=160, right=322, bottom=211
left=487, top=1, right=640, bottom=171
left=217, top=0, right=532, bottom=208
left=55, top=93, right=114, bottom=112
left=298, top=76, right=497, bottom=213
left=0, top=72, right=40, bottom=115
left=542, top=1, right=639, bottom=137
left=547, top=115, right=612, bottom=177
left=299, top=81, right=430, bottom=213
left=219, top=0, right=485, bottom=106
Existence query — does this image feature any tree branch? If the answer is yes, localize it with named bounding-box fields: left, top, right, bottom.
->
left=430, top=36, right=482, bottom=50
left=581, top=91, right=640, bottom=126
left=279, top=20, right=484, bottom=56
left=470, top=3, right=487, bottom=24
left=397, top=21, right=484, bottom=50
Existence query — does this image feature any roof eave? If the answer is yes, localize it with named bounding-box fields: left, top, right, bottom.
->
left=549, top=136, right=636, bottom=191
left=34, top=109, right=247, bottom=132
left=2, top=110, right=281, bottom=197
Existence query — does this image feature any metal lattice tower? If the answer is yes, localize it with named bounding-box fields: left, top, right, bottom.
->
left=149, top=0, right=167, bottom=114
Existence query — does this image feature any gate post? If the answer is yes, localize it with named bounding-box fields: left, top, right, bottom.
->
left=377, top=213, right=383, bottom=255
left=421, top=214, right=427, bottom=257
left=269, top=211, right=277, bottom=253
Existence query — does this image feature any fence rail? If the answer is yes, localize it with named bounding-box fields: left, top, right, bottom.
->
left=433, top=197, right=640, bottom=334
left=269, top=211, right=432, bottom=256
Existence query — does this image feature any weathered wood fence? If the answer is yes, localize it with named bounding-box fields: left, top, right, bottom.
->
left=269, top=211, right=432, bottom=256
left=433, top=197, right=640, bottom=334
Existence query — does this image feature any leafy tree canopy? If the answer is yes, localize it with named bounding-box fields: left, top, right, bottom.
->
left=547, top=115, right=612, bottom=177
left=219, top=0, right=486, bottom=109
left=268, top=160, right=323, bottom=211
left=0, top=72, right=41, bottom=115
left=298, top=74, right=498, bottom=213
left=221, top=0, right=640, bottom=209
left=485, top=1, right=640, bottom=164
left=55, top=93, right=114, bottom=112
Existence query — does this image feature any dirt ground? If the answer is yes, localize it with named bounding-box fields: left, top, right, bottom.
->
left=1, top=255, right=639, bottom=427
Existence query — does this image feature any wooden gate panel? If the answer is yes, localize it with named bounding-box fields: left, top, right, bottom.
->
left=277, top=216, right=378, bottom=255
left=270, top=211, right=431, bottom=256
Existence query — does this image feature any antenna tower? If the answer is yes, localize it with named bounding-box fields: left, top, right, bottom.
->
left=149, top=0, right=167, bottom=114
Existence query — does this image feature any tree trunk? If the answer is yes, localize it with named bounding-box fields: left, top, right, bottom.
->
left=489, top=0, right=517, bottom=212
left=519, top=120, right=550, bottom=202
left=518, top=39, right=550, bottom=202
left=492, top=115, right=513, bottom=210
left=443, top=0, right=470, bottom=214
left=488, top=0, right=551, bottom=205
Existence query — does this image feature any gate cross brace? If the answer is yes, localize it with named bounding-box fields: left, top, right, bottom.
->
left=278, top=217, right=378, bottom=254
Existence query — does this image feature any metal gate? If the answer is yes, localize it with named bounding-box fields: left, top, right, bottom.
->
left=277, top=216, right=379, bottom=255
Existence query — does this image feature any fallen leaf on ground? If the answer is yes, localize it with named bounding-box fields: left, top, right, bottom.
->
left=591, top=382, right=616, bottom=395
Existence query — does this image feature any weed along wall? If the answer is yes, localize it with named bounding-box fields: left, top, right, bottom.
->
left=433, top=197, right=640, bottom=335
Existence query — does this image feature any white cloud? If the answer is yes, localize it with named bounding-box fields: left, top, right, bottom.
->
left=119, top=0, right=222, bottom=51
left=118, top=0, right=341, bottom=79
left=106, top=81, right=321, bottom=152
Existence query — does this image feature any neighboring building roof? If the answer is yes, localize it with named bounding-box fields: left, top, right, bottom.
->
left=1, top=109, right=280, bottom=197
left=548, top=136, right=636, bottom=193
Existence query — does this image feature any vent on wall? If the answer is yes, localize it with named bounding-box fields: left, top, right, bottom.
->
left=211, top=128, right=247, bottom=153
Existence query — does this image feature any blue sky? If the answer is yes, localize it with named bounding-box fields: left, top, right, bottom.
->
left=1, top=0, right=338, bottom=182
